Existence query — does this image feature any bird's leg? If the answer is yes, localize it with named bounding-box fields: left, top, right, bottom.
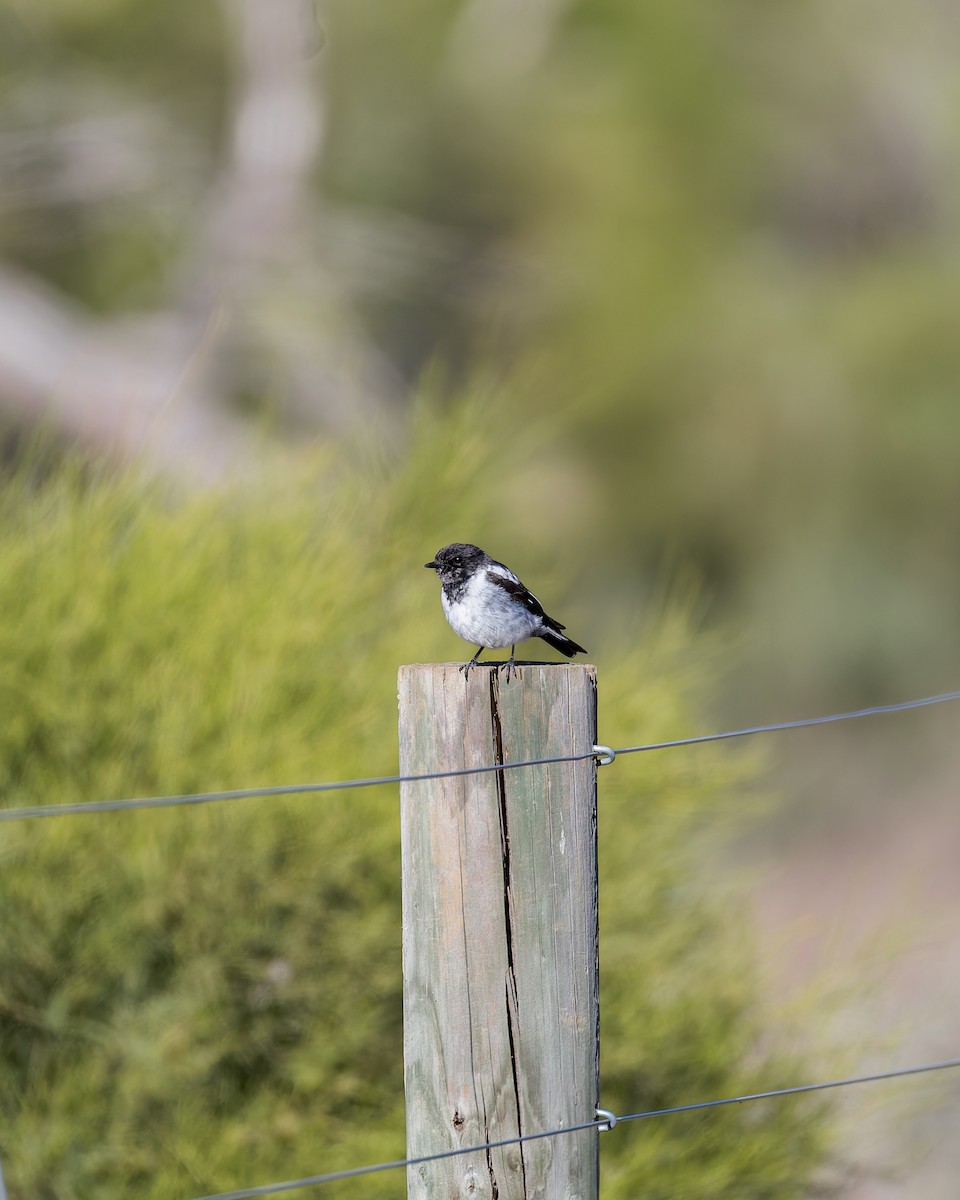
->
left=503, top=645, right=517, bottom=682
left=460, top=646, right=485, bottom=679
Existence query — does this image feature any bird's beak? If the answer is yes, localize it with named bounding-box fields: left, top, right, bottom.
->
left=424, top=560, right=437, bottom=570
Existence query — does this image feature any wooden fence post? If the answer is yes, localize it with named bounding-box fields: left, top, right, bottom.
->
left=398, top=662, right=599, bottom=1200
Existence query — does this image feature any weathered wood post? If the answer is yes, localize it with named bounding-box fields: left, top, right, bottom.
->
left=398, top=662, right=599, bottom=1200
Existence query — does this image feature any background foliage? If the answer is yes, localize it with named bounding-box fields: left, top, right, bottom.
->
left=2, top=0, right=960, bottom=706
left=0, top=407, right=830, bottom=1198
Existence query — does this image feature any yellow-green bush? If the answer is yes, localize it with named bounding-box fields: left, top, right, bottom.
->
left=0, top=403, right=830, bottom=1198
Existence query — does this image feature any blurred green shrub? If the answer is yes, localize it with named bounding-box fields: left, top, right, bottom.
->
left=0, top=400, right=832, bottom=1198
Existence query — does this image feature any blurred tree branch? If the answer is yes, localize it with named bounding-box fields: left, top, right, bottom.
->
left=0, top=266, right=262, bottom=481
left=0, top=0, right=399, bottom=478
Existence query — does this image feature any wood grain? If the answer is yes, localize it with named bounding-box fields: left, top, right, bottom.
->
left=399, top=662, right=599, bottom=1200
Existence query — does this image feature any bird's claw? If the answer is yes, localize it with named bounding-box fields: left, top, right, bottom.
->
left=501, top=648, right=517, bottom=683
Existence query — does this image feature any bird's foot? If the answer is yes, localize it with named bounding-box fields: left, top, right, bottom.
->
left=502, top=647, right=517, bottom=683
left=460, top=648, right=485, bottom=680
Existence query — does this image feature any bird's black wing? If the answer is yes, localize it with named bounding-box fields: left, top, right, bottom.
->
left=486, top=569, right=566, bottom=629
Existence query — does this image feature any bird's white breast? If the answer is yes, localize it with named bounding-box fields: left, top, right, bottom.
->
left=441, top=569, right=541, bottom=649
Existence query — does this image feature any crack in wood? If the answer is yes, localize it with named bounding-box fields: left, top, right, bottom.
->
left=483, top=1119, right=500, bottom=1199
left=489, top=671, right=528, bottom=1199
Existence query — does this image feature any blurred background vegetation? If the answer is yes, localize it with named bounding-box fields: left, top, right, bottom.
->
left=2, top=0, right=959, bottom=1195
left=3, top=0, right=960, bottom=708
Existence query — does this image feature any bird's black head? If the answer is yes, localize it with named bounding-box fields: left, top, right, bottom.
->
left=424, top=543, right=488, bottom=582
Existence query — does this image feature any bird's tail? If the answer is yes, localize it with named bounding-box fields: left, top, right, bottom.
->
left=538, top=627, right=587, bottom=658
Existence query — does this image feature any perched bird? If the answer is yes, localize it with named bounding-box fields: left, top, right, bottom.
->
left=424, top=543, right=587, bottom=679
